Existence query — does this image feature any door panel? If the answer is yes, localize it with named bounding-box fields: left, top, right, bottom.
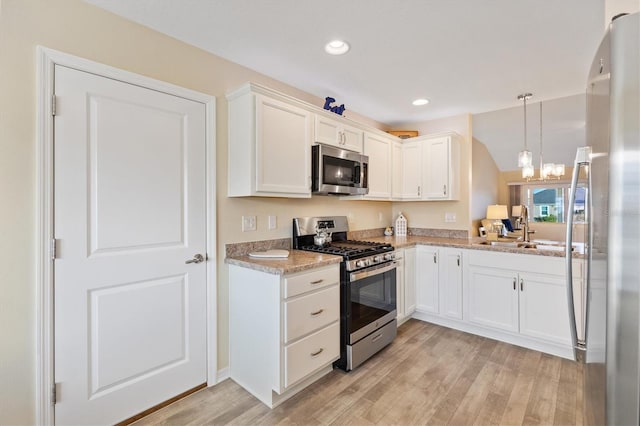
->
left=54, top=65, right=207, bottom=425
left=88, top=95, right=186, bottom=254
left=467, top=266, right=519, bottom=332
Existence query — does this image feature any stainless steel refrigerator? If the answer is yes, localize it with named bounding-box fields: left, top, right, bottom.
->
left=566, top=12, right=640, bottom=426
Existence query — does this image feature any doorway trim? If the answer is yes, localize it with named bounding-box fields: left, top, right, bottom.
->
left=35, top=46, right=217, bottom=425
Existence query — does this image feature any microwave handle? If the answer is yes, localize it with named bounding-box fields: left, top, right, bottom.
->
left=354, top=164, right=361, bottom=184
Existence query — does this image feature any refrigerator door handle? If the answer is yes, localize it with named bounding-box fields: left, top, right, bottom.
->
left=566, top=147, right=591, bottom=362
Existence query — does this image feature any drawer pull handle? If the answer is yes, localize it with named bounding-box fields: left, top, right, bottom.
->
left=310, top=348, right=324, bottom=357
left=371, top=333, right=383, bottom=342
left=310, top=309, right=324, bottom=316
left=310, top=279, right=324, bottom=285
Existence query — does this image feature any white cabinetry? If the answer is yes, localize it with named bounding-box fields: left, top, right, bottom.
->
left=404, top=247, right=417, bottom=316
left=227, top=85, right=312, bottom=197
left=314, top=114, right=363, bottom=153
left=416, top=246, right=439, bottom=314
left=401, top=141, right=422, bottom=200
left=466, top=250, right=572, bottom=347
left=363, top=132, right=392, bottom=199
left=440, top=248, right=463, bottom=320
left=395, top=247, right=417, bottom=325
left=398, top=132, right=461, bottom=201
left=415, top=246, right=463, bottom=319
left=391, top=141, right=403, bottom=200
left=229, top=264, right=340, bottom=407
left=421, top=135, right=460, bottom=200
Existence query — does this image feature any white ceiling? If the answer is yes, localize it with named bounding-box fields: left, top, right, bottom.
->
left=84, top=1, right=604, bottom=171
left=473, top=94, right=586, bottom=171
left=84, top=0, right=604, bottom=128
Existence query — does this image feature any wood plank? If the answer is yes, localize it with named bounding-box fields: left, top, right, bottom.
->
left=129, top=320, right=585, bottom=426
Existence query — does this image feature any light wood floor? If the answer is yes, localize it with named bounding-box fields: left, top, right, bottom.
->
left=134, top=319, right=584, bottom=425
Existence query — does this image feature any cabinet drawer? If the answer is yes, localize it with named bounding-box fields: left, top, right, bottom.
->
left=284, top=285, right=339, bottom=342
left=284, top=321, right=339, bottom=388
left=284, top=265, right=339, bottom=298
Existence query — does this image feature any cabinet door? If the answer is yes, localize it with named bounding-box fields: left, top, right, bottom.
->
left=395, top=250, right=405, bottom=323
left=518, top=272, right=571, bottom=345
left=341, top=123, right=364, bottom=153
left=467, top=265, right=519, bottom=332
left=404, top=247, right=417, bottom=315
left=441, top=249, right=463, bottom=319
left=422, top=136, right=449, bottom=199
left=401, top=141, right=422, bottom=200
left=364, top=133, right=391, bottom=199
left=256, top=96, right=311, bottom=195
left=416, top=246, right=439, bottom=314
left=314, top=115, right=363, bottom=152
left=314, top=114, right=341, bottom=147
left=391, top=141, right=403, bottom=199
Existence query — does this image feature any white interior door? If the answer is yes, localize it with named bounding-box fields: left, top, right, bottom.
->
left=53, top=65, right=207, bottom=425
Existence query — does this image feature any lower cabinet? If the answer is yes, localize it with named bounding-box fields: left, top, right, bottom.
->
left=465, top=250, right=573, bottom=350
left=396, top=247, right=417, bottom=324
left=416, top=246, right=439, bottom=314
left=229, top=263, right=340, bottom=407
left=409, top=245, right=575, bottom=360
left=415, top=246, right=463, bottom=318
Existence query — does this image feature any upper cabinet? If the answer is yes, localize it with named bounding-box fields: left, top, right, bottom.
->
left=398, top=132, right=461, bottom=201
left=315, top=114, right=364, bottom=153
left=227, top=84, right=312, bottom=198
left=363, top=132, right=392, bottom=199
left=400, top=140, right=422, bottom=200
left=421, top=134, right=460, bottom=200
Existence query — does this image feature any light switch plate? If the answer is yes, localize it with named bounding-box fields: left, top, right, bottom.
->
left=445, top=212, right=456, bottom=223
left=242, top=215, right=257, bottom=232
left=268, top=215, right=277, bottom=230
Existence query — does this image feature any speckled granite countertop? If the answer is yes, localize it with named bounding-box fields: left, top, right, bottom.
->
left=225, top=234, right=582, bottom=275
left=365, top=235, right=583, bottom=258
left=225, top=250, right=342, bottom=275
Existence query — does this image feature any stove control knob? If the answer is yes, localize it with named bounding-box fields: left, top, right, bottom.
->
left=374, top=256, right=383, bottom=263
left=356, top=260, right=366, bottom=268
left=384, top=253, right=394, bottom=261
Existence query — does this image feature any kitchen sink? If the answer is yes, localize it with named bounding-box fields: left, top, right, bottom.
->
left=475, top=240, right=575, bottom=252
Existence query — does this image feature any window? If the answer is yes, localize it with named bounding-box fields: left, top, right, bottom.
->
left=510, top=182, right=587, bottom=224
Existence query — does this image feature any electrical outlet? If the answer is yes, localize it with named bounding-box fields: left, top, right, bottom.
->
left=445, top=212, right=456, bottom=223
left=242, top=215, right=257, bottom=232
left=268, top=215, right=277, bottom=230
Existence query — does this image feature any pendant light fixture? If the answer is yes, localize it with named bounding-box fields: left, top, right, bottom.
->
left=538, top=101, right=565, bottom=179
left=517, top=93, right=565, bottom=180
left=517, top=93, right=534, bottom=178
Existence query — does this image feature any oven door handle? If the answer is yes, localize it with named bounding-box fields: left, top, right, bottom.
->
left=349, top=261, right=397, bottom=282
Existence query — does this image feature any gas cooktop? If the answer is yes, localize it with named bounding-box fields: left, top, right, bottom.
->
left=298, top=240, right=393, bottom=260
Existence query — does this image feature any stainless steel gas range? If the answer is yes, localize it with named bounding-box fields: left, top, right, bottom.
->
left=293, top=216, right=397, bottom=371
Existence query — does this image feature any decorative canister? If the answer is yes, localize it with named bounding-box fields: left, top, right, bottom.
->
left=395, top=212, right=407, bottom=236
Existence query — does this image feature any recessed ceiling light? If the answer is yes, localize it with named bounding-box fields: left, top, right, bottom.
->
left=325, top=40, right=350, bottom=55
left=412, top=98, right=430, bottom=106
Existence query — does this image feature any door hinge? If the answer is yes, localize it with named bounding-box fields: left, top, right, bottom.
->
left=51, top=95, right=57, bottom=116
left=50, top=238, right=58, bottom=260
left=51, top=383, right=58, bottom=405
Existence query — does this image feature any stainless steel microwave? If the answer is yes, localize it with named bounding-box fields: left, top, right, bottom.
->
left=311, top=144, right=368, bottom=195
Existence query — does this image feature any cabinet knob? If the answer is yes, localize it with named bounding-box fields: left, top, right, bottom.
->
left=310, top=348, right=324, bottom=357
left=513, top=278, right=516, bottom=290
left=520, top=279, right=524, bottom=291
left=433, top=254, right=437, bottom=264
left=457, top=256, right=460, bottom=266
left=443, top=184, right=447, bottom=195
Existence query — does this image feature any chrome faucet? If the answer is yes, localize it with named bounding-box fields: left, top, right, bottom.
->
left=518, top=205, right=534, bottom=242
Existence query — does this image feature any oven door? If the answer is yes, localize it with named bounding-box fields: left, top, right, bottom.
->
left=348, top=261, right=397, bottom=344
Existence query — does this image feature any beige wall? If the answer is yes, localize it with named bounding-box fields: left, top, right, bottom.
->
left=390, top=114, right=473, bottom=234
left=470, top=139, right=500, bottom=236
left=605, top=0, right=639, bottom=27
left=0, top=1, right=395, bottom=423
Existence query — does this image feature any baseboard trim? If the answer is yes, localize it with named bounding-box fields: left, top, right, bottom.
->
left=215, top=367, right=230, bottom=384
